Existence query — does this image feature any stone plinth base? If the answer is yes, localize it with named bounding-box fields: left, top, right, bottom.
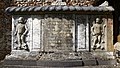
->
left=5, top=51, right=115, bottom=60
left=4, top=60, right=83, bottom=67
left=3, top=59, right=117, bottom=67
left=3, top=51, right=117, bottom=67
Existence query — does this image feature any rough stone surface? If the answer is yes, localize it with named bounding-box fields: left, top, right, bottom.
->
left=0, top=16, right=11, bottom=61
left=97, top=59, right=117, bottom=65
left=3, top=51, right=117, bottom=67
left=2, top=60, right=119, bottom=68
left=0, top=0, right=11, bottom=62
left=2, top=65, right=120, bottom=68
left=83, top=59, right=97, bottom=66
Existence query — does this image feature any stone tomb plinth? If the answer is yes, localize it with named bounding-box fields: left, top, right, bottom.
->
left=5, top=5, right=114, bottom=67
left=10, top=15, right=113, bottom=53
left=7, top=14, right=112, bottom=58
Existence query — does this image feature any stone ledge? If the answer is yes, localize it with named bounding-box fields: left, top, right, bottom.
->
left=83, top=59, right=97, bottom=66
left=3, top=59, right=117, bottom=67
left=4, top=60, right=83, bottom=67
left=2, top=65, right=119, bottom=68
left=97, top=59, right=117, bottom=65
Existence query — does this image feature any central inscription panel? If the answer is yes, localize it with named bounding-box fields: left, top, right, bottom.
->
left=42, top=15, right=74, bottom=52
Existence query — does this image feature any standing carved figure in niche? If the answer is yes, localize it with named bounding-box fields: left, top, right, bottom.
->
left=91, top=18, right=105, bottom=50
left=14, top=17, right=29, bottom=51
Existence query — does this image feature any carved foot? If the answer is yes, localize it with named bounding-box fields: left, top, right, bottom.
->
left=101, top=47, right=105, bottom=50
left=14, top=45, right=29, bottom=51
left=96, top=45, right=101, bottom=49
left=92, top=45, right=96, bottom=50
left=92, top=47, right=96, bottom=50
left=102, top=40, right=105, bottom=43
left=14, top=46, right=24, bottom=50
left=22, top=44, right=29, bottom=51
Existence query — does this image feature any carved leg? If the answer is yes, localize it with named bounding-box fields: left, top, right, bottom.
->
left=17, top=33, right=22, bottom=49
left=98, top=35, right=101, bottom=44
left=21, top=34, right=27, bottom=48
left=21, top=34, right=25, bottom=45
left=92, top=36, right=97, bottom=50
left=96, top=35, right=101, bottom=49
left=101, top=46, right=105, bottom=50
left=21, top=34, right=29, bottom=51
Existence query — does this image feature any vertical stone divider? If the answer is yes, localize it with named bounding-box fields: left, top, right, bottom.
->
left=42, top=16, right=51, bottom=52
left=89, top=15, right=94, bottom=51
left=27, top=17, right=33, bottom=51
left=42, top=18, right=47, bottom=52
left=40, top=19, right=43, bottom=52
left=12, top=17, right=15, bottom=50
left=32, top=15, right=41, bottom=51
left=72, top=17, right=75, bottom=52
left=86, top=15, right=89, bottom=51
left=107, top=15, right=114, bottom=51
left=104, top=17, right=108, bottom=51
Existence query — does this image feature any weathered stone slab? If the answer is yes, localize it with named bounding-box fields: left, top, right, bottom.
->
left=83, top=59, right=97, bottom=66
left=4, top=59, right=117, bottom=67
left=37, top=60, right=83, bottom=67
left=22, top=60, right=37, bottom=66
left=107, top=17, right=114, bottom=51
left=97, top=59, right=117, bottom=65
left=4, top=60, right=22, bottom=65
left=4, top=59, right=83, bottom=67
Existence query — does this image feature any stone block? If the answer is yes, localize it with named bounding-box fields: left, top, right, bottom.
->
left=37, top=60, right=83, bottom=67
left=4, top=60, right=22, bottom=65
left=83, top=59, right=97, bottom=66
left=63, top=60, right=83, bottom=67
left=22, top=60, right=37, bottom=66
left=97, top=59, right=117, bottom=65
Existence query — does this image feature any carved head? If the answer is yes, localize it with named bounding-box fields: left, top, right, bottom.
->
left=95, top=18, right=100, bottom=23
left=18, top=17, right=25, bottom=24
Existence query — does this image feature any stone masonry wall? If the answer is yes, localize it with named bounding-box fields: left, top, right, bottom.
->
left=0, top=0, right=11, bottom=61
left=0, top=17, right=11, bottom=61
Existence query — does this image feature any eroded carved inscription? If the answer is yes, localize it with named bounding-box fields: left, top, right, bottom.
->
left=42, top=15, right=74, bottom=52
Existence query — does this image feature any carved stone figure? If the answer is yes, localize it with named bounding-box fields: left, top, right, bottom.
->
left=91, top=18, right=105, bottom=50
left=14, top=17, right=29, bottom=51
